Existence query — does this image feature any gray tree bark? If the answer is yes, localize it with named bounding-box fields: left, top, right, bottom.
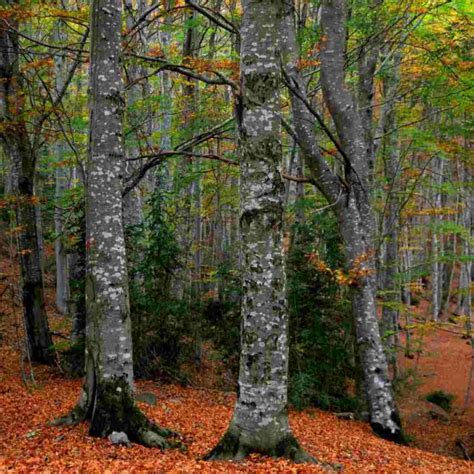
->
left=400, top=221, right=412, bottom=306
left=123, top=0, right=145, bottom=230
left=54, top=160, right=70, bottom=314
left=381, top=51, right=403, bottom=378
left=170, top=8, right=198, bottom=300
left=319, top=0, right=404, bottom=443
left=281, top=0, right=405, bottom=443
left=3, top=144, right=19, bottom=195
left=356, top=0, right=382, bottom=182
left=459, top=157, right=472, bottom=335
left=0, top=0, right=54, bottom=364
left=206, top=0, right=313, bottom=462
left=54, top=22, right=70, bottom=315
left=55, top=0, right=175, bottom=447
left=431, top=155, right=444, bottom=321
left=155, top=4, right=173, bottom=191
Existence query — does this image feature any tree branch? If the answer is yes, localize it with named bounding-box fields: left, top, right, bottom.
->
left=126, top=53, right=238, bottom=89
left=185, top=0, right=240, bottom=37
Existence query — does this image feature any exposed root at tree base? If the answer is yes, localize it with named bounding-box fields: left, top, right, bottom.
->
left=371, top=422, right=409, bottom=445
left=371, top=409, right=408, bottom=445
left=51, top=377, right=183, bottom=450
left=204, top=429, right=341, bottom=471
left=50, top=404, right=87, bottom=427
left=52, top=403, right=183, bottom=449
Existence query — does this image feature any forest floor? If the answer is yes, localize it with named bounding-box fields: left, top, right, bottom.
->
left=397, top=297, right=474, bottom=460
left=1, top=252, right=474, bottom=472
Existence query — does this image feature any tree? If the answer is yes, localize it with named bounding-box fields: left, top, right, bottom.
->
left=381, top=50, right=403, bottom=378
left=0, top=0, right=54, bottom=364
left=282, top=0, right=405, bottom=442
left=55, top=0, right=176, bottom=447
left=206, top=0, right=313, bottom=462
left=53, top=19, right=71, bottom=315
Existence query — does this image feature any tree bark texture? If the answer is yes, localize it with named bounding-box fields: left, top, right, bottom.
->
left=207, top=0, right=312, bottom=462
left=281, top=0, right=404, bottom=442
left=56, top=0, right=175, bottom=447
left=319, top=0, right=403, bottom=442
left=0, top=0, right=54, bottom=364
left=381, top=51, right=402, bottom=377
left=431, top=155, right=444, bottom=321
left=55, top=163, right=70, bottom=314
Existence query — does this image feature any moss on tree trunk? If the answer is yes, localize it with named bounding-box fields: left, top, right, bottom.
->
left=205, top=424, right=315, bottom=463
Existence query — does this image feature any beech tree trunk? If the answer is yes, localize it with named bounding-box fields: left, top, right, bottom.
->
left=53, top=26, right=70, bottom=314
left=55, top=0, right=174, bottom=447
left=0, top=1, right=54, bottom=364
left=123, top=0, right=145, bottom=230
left=170, top=9, right=198, bottom=300
left=206, top=0, right=312, bottom=462
left=319, top=0, right=403, bottom=442
left=431, top=155, right=444, bottom=321
left=459, top=158, right=472, bottom=335
left=381, top=51, right=402, bottom=377
left=63, top=165, right=86, bottom=376
left=282, top=0, right=404, bottom=443
left=54, top=162, right=70, bottom=314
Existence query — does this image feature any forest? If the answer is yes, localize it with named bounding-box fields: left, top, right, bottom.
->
left=0, top=0, right=472, bottom=471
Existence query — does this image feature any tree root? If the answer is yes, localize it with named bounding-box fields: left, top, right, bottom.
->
left=49, top=404, right=87, bottom=427
left=52, top=404, right=183, bottom=449
left=370, top=410, right=408, bottom=445
left=51, top=377, right=184, bottom=450
left=371, top=421, right=408, bottom=445
left=204, top=429, right=341, bottom=471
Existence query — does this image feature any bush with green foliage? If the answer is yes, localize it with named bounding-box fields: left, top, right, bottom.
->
left=287, top=201, right=359, bottom=412
left=202, top=260, right=241, bottom=379
left=127, top=188, right=192, bottom=380
left=425, top=390, right=456, bottom=412
left=127, top=190, right=363, bottom=413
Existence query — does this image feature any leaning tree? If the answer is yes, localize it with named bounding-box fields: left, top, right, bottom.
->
left=281, top=0, right=405, bottom=442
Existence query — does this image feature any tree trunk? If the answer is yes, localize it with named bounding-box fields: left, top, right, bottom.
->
left=192, top=156, right=203, bottom=368
left=459, top=157, right=472, bottom=335
left=281, top=0, right=404, bottom=443
left=170, top=9, right=198, bottom=300
left=0, top=1, right=54, bottom=364
left=339, top=194, right=404, bottom=440
left=381, top=51, right=402, bottom=378
left=55, top=0, right=175, bottom=447
left=356, top=0, right=382, bottom=182
left=54, top=163, right=70, bottom=314
left=319, top=0, right=404, bottom=442
left=18, top=159, right=54, bottom=364
left=123, top=0, right=145, bottom=230
left=65, top=168, right=86, bottom=376
left=401, top=222, right=412, bottom=306
left=431, top=155, right=444, bottom=321
left=206, top=0, right=312, bottom=462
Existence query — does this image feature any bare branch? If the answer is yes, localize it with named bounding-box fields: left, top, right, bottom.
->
left=185, top=0, right=240, bottom=37
left=126, top=53, right=238, bottom=89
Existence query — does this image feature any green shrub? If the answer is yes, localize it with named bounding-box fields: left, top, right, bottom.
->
left=425, top=390, right=456, bottom=412
left=127, top=188, right=191, bottom=379
left=287, top=205, right=359, bottom=412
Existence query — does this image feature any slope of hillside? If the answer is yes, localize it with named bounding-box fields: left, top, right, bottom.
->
left=1, top=247, right=473, bottom=472
left=0, top=361, right=471, bottom=473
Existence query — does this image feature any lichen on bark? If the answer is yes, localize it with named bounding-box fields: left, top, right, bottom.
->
left=206, top=0, right=319, bottom=464
left=53, top=0, right=179, bottom=450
